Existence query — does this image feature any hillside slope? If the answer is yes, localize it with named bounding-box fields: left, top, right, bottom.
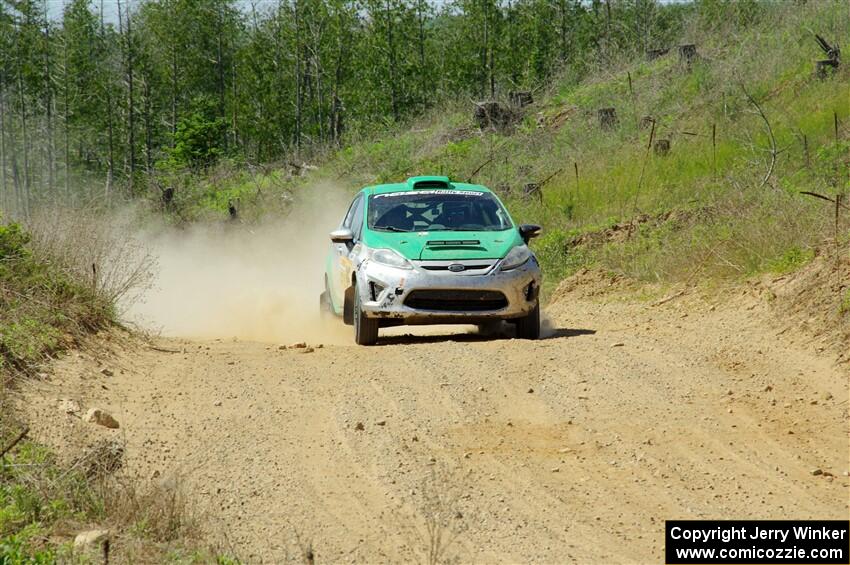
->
left=180, top=1, right=847, bottom=296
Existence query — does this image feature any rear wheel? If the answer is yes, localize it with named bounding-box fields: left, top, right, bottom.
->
left=515, top=301, right=540, bottom=340
left=354, top=283, right=379, bottom=345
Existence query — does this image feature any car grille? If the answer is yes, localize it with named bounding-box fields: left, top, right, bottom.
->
left=404, top=289, right=508, bottom=311
left=415, top=260, right=496, bottom=274
left=420, top=263, right=491, bottom=272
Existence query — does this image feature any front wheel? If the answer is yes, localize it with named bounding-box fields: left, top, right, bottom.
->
left=354, top=284, right=379, bottom=345
left=515, top=301, right=541, bottom=340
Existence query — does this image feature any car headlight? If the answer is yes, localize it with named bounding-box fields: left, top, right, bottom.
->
left=500, top=244, right=531, bottom=271
left=371, top=248, right=413, bottom=270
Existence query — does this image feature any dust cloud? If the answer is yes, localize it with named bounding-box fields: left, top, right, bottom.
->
left=127, top=184, right=353, bottom=345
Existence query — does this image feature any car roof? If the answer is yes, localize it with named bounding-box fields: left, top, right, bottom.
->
left=360, top=176, right=493, bottom=196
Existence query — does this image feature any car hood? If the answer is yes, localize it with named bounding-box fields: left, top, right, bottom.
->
left=364, top=229, right=523, bottom=261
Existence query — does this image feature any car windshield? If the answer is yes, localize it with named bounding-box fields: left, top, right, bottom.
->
left=368, top=190, right=513, bottom=233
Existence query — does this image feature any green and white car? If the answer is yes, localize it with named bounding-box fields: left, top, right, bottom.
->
left=321, top=176, right=542, bottom=345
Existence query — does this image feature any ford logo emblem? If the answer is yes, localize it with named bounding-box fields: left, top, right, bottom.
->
left=448, top=264, right=465, bottom=272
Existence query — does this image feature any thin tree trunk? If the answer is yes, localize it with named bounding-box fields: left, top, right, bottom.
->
left=604, top=0, right=612, bottom=62
left=559, top=0, right=568, bottom=63
left=231, top=54, right=238, bottom=151
left=0, top=79, right=7, bottom=211
left=62, top=23, right=70, bottom=199
left=313, top=23, right=324, bottom=143
left=216, top=2, right=227, bottom=150
left=417, top=0, right=426, bottom=108
left=488, top=1, right=495, bottom=98
left=507, top=0, right=518, bottom=86
left=385, top=0, right=399, bottom=121
left=43, top=4, right=55, bottom=195
left=331, top=8, right=346, bottom=143
left=119, top=0, right=136, bottom=192
left=143, top=72, right=152, bottom=173
left=170, top=47, right=177, bottom=147
left=483, top=0, right=493, bottom=98
left=100, top=0, right=114, bottom=199
left=294, top=0, right=303, bottom=153
left=17, top=68, right=31, bottom=218
left=11, top=155, right=22, bottom=217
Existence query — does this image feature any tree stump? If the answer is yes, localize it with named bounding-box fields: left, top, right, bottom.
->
left=161, top=187, right=175, bottom=207
left=509, top=90, right=534, bottom=108
left=678, top=44, right=697, bottom=69
left=653, top=139, right=671, bottom=156
left=814, top=33, right=840, bottom=79
left=639, top=115, right=654, bottom=130
left=816, top=59, right=839, bottom=79
left=646, top=48, right=669, bottom=61
left=522, top=182, right=543, bottom=201
left=474, top=101, right=515, bottom=130
left=598, top=107, right=618, bottom=130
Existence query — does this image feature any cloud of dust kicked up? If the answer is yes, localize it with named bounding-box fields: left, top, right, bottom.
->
left=128, top=184, right=353, bottom=345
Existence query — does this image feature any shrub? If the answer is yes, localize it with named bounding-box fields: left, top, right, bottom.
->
left=0, top=220, right=113, bottom=373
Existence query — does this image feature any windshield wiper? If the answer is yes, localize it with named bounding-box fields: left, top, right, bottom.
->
left=374, top=225, right=412, bottom=232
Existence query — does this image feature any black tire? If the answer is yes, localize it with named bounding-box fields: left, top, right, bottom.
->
left=343, top=286, right=354, bottom=325
left=354, top=283, right=379, bottom=345
left=515, top=301, right=541, bottom=340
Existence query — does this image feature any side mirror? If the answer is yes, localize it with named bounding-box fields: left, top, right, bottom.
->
left=330, top=228, right=354, bottom=244
left=518, top=224, right=542, bottom=243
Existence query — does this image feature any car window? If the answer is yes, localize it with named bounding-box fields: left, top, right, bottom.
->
left=342, top=195, right=360, bottom=229
left=368, top=190, right=512, bottom=232
left=350, top=195, right=365, bottom=239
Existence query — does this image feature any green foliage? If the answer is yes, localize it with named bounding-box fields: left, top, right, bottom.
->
left=0, top=224, right=30, bottom=262
left=162, top=98, right=228, bottom=170
left=0, top=438, right=97, bottom=564
left=0, top=524, right=57, bottom=565
left=767, top=247, right=815, bottom=274
left=532, top=228, right=593, bottom=297
left=0, top=222, right=112, bottom=372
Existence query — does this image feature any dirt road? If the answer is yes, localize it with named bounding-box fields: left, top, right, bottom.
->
left=23, top=274, right=849, bottom=563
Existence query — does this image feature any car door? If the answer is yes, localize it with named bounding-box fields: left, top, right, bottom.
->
left=330, top=194, right=364, bottom=307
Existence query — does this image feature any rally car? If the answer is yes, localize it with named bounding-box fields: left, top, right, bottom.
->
left=320, top=176, right=542, bottom=345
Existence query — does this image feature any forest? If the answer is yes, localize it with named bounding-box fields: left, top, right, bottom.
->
left=0, top=0, right=692, bottom=215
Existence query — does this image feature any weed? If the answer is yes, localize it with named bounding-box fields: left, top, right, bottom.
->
left=840, top=288, right=850, bottom=315
left=767, top=247, right=815, bottom=274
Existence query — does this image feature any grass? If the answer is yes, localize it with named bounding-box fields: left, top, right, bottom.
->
left=0, top=437, right=99, bottom=562
left=0, top=425, right=239, bottom=563
left=840, top=289, right=850, bottom=315
left=0, top=221, right=112, bottom=374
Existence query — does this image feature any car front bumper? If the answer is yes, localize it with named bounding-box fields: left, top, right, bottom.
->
left=356, top=256, right=542, bottom=324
